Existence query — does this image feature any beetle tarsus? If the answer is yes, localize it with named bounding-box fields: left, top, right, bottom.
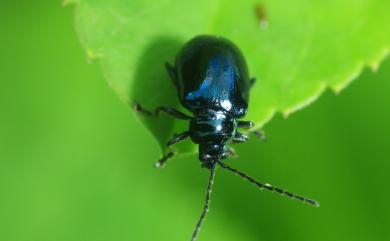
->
left=252, top=130, right=267, bottom=141
left=154, top=151, right=176, bottom=168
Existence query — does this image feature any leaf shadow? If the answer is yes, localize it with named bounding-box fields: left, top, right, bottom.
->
left=131, top=37, right=185, bottom=150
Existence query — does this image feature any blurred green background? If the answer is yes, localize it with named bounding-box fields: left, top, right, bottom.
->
left=1, top=1, right=389, bottom=241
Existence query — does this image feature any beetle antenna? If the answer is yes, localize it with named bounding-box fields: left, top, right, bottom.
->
left=216, top=160, right=319, bottom=207
left=190, top=162, right=217, bottom=241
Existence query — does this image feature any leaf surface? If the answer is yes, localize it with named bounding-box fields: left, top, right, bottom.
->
left=73, top=0, right=390, bottom=152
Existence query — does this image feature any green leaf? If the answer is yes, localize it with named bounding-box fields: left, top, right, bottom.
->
left=73, top=0, right=389, bottom=154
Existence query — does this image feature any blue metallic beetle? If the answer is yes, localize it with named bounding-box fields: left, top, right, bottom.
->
left=135, top=35, right=318, bottom=241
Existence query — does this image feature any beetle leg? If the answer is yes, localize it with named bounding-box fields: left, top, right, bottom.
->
left=134, top=102, right=191, bottom=120
left=154, top=132, right=190, bottom=167
left=233, top=132, right=249, bottom=143
left=250, top=78, right=256, bottom=87
left=252, top=130, right=267, bottom=141
left=238, top=120, right=254, bottom=128
left=165, top=62, right=178, bottom=86
left=154, top=150, right=176, bottom=168
left=237, top=121, right=267, bottom=141
left=167, top=131, right=190, bottom=146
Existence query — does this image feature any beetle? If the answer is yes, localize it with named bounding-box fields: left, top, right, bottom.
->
left=135, top=35, right=319, bottom=241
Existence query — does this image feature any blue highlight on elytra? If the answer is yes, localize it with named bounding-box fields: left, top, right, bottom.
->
left=186, top=56, right=235, bottom=109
